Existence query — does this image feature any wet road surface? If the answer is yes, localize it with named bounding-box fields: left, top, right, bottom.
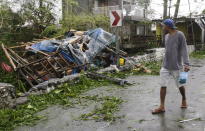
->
left=16, top=59, right=205, bottom=131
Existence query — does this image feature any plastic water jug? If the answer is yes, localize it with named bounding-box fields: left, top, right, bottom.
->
left=119, top=58, right=125, bottom=66
left=179, top=72, right=188, bottom=84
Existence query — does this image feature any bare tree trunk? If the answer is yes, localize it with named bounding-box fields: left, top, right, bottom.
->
left=88, top=0, right=94, bottom=12
left=39, top=0, right=44, bottom=32
left=62, top=0, right=67, bottom=21
left=39, top=0, right=43, bottom=8
left=163, top=0, right=168, bottom=19
left=174, top=0, right=180, bottom=18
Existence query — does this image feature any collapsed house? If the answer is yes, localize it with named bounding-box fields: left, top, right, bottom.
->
left=2, top=28, right=128, bottom=88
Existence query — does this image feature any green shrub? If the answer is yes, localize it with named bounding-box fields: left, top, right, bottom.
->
left=41, top=25, right=61, bottom=38
left=190, top=50, right=205, bottom=59
left=62, top=14, right=109, bottom=31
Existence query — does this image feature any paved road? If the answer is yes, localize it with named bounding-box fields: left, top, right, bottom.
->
left=16, top=59, right=205, bottom=131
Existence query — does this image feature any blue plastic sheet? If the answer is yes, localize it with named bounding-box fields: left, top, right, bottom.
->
left=31, top=40, right=60, bottom=52
left=85, top=28, right=116, bottom=62
left=60, top=50, right=75, bottom=63
left=30, top=28, right=116, bottom=65
left=86, top=28, right=116, bottom=45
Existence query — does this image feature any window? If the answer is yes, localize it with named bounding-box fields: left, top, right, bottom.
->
left=136, top=25, right=145, bottom=35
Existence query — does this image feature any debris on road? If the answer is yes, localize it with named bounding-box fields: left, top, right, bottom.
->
left=178, top=117, right=202, bottom=123
left=1, top=28, right=157, bottom=109
left=0, top=83, right=28, bottom=108
left=27, top=73, right=81, bottom=95
left=86, top=72, right=130, bottom=86
left=2, top=28, right=128, bottom=88
left=2, top=27, right=155, bottom=89
left=0, top=83, right=16, bottom=108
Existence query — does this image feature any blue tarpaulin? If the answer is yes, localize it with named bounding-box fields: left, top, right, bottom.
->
left=30, top=28, right=116, bottom=65
left=31, top=40, right=59, bottom=52
left=85, top=28, right=116, bottom=62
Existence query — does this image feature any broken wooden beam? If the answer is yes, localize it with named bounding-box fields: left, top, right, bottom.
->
left=1, top=44, right=17, bottom=70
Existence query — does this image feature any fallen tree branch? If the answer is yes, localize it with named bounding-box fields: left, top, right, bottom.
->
left=26, top=73, right=82, bottom=96
left=86, top=72, right=131, bottom=86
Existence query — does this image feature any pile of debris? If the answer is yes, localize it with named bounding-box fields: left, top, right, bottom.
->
left=1, top=28, right=160, bottom=108
left=1, top=28, right=128, bottom=88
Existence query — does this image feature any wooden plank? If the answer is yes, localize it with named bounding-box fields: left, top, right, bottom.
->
left=10, top=44, right=31, bottom=49
left=7, top=48, right=29, bottom=64
left=53, top=58, right=64, bottom=69
left=22, top=68, right=40, bottom=84
left=58, top=53, right=71, bottom=67
left=17, top=58, right=47, bottom=69
left=40, top=62, right=53, bottom=77
left=18, top=69, right=34, bottom=87
left=46, top=59, right=60, bottom=77
left=1, top=44, right=17, bottom=70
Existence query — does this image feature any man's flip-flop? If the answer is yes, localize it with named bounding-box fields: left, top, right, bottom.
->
left=152, top=108, right=165, bottom=114
left=181, top=105, right=188, bottom=108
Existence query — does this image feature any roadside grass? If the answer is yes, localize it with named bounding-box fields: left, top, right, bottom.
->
left=0, top=76, right=111, bottom=131
left=190, top=50, right=205, bottom=59
left=142, top=60, right=162, bottom=75
left=79, top=96, right=123, bottom=122
left=0, top=60, right=161, bottom=130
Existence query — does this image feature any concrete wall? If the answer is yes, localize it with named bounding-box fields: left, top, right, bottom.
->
left=187, top=45, right=195, bottom=54
left=132, top=45, right=195, bottom=63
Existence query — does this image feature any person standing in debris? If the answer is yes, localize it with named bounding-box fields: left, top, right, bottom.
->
left=152, top=19, right=190, bottom=114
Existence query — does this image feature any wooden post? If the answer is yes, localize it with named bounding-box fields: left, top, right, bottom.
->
left=19, top=69, right=34, bottom=87
left=1, top=44, right=17, bottom=70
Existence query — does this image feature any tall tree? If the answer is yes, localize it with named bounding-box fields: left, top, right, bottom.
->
left=21, top=0, right=56, bottom=32
left=39, top=0, right=43, bottom=8
left=202, top=9, right=205, bottom=14
left=174, top=0, right=180, bottom=18
left=163, top=0, right=168, bottom=19
left=62, top=0, right=78, bottom=21
left=62, top=0, right=68, bottom=21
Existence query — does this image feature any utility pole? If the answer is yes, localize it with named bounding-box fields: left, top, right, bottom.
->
left=168, top=0, right=171, bottom=18
left=188, top=0, right=196, bottom=49
left=39, top=0, right=43, bottom=8
left=143, top=0, right=148, bottom=18
left=115, top=0, right=123, bottom=65
left=163, top=0, right=168, bottom=19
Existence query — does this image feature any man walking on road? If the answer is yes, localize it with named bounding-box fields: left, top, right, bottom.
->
left=152, top=19, right=190, bottom=114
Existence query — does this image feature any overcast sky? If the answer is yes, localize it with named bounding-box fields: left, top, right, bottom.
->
left=149, top=0, right=205, bottom=19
